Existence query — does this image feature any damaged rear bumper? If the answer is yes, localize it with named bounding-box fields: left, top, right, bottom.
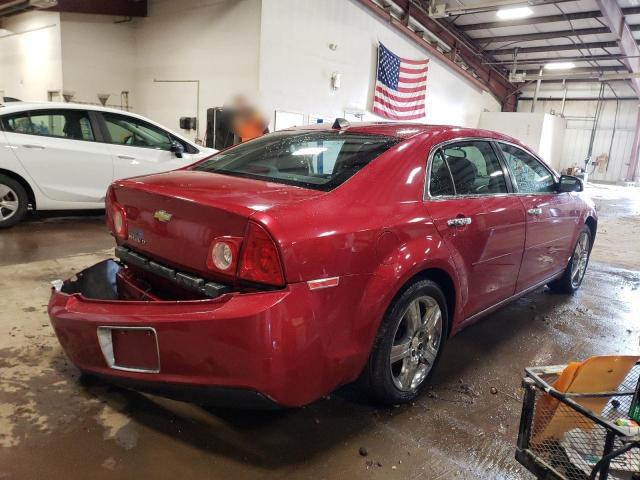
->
left=47, top=260, right=337, bottom=407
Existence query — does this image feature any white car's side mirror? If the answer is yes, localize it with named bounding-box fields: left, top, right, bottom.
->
left=170, top=140, right=185, bottom=158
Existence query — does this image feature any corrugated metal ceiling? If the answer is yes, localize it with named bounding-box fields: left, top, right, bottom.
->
left=440, top=0, right=639, bottom=99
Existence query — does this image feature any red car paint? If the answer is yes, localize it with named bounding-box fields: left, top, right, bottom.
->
left=48, top=123, right=597, bottom=407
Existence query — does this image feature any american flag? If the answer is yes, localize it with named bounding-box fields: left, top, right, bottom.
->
left=373, top=43, right=428, bottom=120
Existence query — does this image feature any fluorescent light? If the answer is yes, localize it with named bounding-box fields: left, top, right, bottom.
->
left=544, top=62, right=576, bottom=70
left=496, top=6, right=533, bottom=20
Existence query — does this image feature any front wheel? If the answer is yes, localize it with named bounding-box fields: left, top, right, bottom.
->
left=360, top=280, right=447, bottom=405
left=0, top=175, right=28, bottom=228
left=548, top=226, right=591, bottom=294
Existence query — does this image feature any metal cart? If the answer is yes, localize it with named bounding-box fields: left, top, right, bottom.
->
left=516, top=363, right=640, bottom=480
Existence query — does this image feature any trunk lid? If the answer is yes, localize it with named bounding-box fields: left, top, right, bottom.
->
left=111, top=170, right=324, bottom=280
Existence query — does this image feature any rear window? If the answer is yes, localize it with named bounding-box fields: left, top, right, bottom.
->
left=191, top=130, right=400, bottom=191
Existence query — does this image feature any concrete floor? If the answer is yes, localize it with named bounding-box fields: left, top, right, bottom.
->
left=1, top=184, right=639, bottom=479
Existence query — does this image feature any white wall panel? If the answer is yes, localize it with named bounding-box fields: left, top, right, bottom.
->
left=133, top=0, right=262, bottom=141
left=49, top=0, right=261, bottom=142
left=518, top=98, right=639, bottom=182
left=478, top=112, right=566, bottom=169
left=0, top=11, right=63, bottom=101
left=2, top=0, right=501, bottom=142
left=258, top=0, right=501, bottom=128
left=60, top=13, right=136, bottom=108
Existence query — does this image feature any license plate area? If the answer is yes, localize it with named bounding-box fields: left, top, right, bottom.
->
left=97, top=326, right=160, bottom=373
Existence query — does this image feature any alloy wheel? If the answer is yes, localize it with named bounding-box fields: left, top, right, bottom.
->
left=389, top=295, right=442, bottom=392
left=0, top=184, right=19, bottom=222
left=570, top=232, right=590, bottom=288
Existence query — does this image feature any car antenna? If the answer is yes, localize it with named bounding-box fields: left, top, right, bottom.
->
left=332, top=118, right=350, bottom=130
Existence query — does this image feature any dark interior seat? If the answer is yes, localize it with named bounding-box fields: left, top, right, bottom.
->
left=431, top=164, right=454, bottom=196
left=446, top=156, right=477, bottom=194
left=487, top=171, right=506, bottom=193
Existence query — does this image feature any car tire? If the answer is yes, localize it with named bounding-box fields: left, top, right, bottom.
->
left=360, top=279, right=448, bottom=405
left=0, top=175, right=28, bottom=228
left=547, top=225, right=592, bottom=294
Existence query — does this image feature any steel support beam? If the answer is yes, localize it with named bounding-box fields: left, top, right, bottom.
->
left=46, top=0, right=147, bottom=17
left=357, top=0, right=518, bottom=110
left=458, top=10, right=601, bottom=31
left=394, top=0, right=502, bottom=76
left=560, top=79, right=567, bottom=114
left=488, top=41, right=619, bottom=56
left=531, top=67, right=543, bottom=112
left=518, top=71, right=640, bottom=81
left=533, top=78, right=634, bottom=83
left=521, top=66, right=628, bottom=74
left=401, top=0, right=519, bottom=110
left=479, top=27, right=610, bottom=45
left=486, top=54, right=625, bottom=65
left=458, top=6, right=640, bottom=31
left=597, top=0, right=640, bottom=96
left=597, top=0, right=640, bottom=180
left=440, top=0, right=575, bottom=16
left=519, top=96, right=638, bottom=100
left=628, top=108, right=640, bottom=181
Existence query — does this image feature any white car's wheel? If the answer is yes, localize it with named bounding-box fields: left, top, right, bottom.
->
left=0, top=175, right=28, bottom=228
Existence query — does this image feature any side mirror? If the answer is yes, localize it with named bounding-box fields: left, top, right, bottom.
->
left=170, top=140, right=185, bottom=158
left=556, top=174, right=583, bottom=193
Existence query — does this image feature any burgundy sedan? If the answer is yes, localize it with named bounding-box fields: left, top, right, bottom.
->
left=48, top=121, right=596, bottom=407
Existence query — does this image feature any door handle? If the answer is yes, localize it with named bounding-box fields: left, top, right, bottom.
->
left=22, top=144, right=45, bottom=149
left=447, top=217, right=472, bottom=227
left=527, top=208, right=543, bottom=216
left=117, top=155, right=136, bottom=160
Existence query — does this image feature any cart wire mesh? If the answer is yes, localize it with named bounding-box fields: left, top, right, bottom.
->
left=516, top=363, right=640, bottom=480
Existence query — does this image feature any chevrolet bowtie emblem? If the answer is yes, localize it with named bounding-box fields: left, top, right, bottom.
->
left=153, top=210, right=173, bottom=223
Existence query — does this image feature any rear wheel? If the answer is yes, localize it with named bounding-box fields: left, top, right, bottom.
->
left=361, top=280, right=447, bottom=405
left=0, top=175, right=28, bottom=228
left=548, top=226, right=591, bottom=294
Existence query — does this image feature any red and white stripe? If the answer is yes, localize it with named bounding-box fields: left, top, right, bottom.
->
left=373, top=58, right=429, bottom=121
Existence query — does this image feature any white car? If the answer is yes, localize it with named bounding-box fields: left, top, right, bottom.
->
left=0, top=102, right=216, bottom=227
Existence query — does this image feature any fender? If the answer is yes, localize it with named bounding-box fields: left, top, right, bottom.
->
left=338, top=223, right=463, bottom=383
left=572, top=193, right=598, bottom=251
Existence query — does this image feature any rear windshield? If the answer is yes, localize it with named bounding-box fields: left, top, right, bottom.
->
left=191, top=130, right=400, bottom=191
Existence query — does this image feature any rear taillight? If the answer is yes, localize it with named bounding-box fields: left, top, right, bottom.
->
left=106, top=186, right=127, bottom=240
left=207, top=237, right=241, bottom=273
left=112, top=208, right=125, bottom=236
left=238, top=222, right=285, bottom=286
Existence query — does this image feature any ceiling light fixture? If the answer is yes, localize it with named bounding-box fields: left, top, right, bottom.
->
left=544, top=62, right=576, bottom=70
left=496, top=6, right=533, bottom=20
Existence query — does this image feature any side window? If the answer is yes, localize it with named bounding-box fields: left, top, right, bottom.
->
left=103, top=113, right=171, bottom=150
left=1, top=114, right=33, bottom=134
left=440, top=141, right=508, bottom=195
left=429, top=150, right=455, bottom=197
left=1, top=110, right=94, bottom=141
left=499, top=144, right=555, bottom=193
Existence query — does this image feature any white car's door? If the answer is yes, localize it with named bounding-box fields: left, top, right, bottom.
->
left=1, top=109, right=113, bottom=203
left=98, top=112, right=197, bottom=180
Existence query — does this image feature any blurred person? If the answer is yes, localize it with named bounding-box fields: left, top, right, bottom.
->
left=230, top=95, right=268, bottom=144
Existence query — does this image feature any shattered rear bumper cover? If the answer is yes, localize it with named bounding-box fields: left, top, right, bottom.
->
left=47, top=259, right=335, bottom=408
